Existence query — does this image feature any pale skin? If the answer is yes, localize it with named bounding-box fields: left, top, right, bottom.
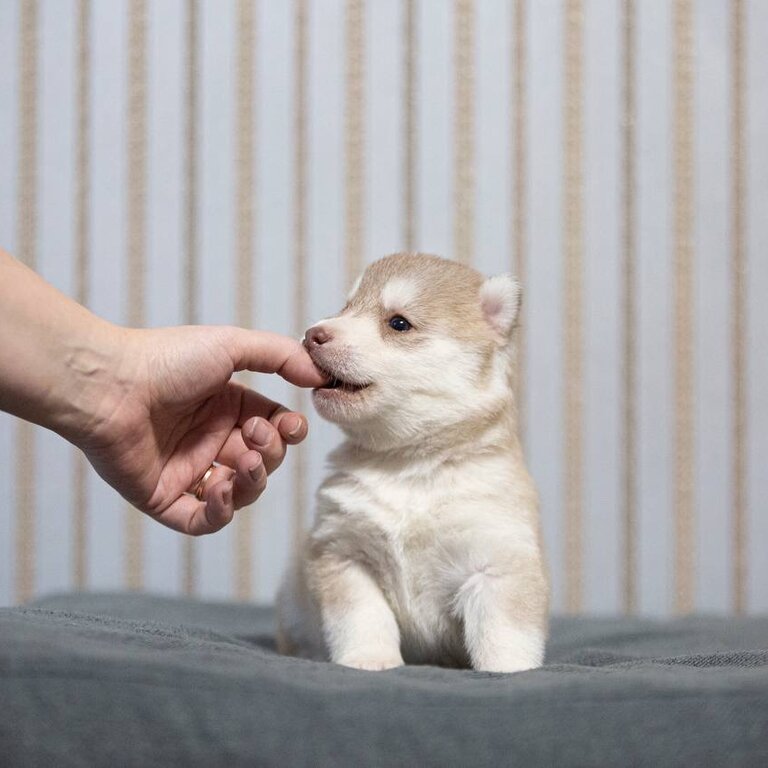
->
left=0, top=249, right=327, bottom=535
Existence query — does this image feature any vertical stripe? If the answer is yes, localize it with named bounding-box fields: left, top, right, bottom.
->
left=416, top=1, right=451, bottom=256
left=454, top=0, right=474, bottom=266
left=292, top=0, right=308, bottom=555
left=184, top=0, right=199, bottom=329
left=234, top=0, right=256, bottom=601
left=621, top=0, right=637, bottom=615
left=403, top=0, right=416, bottom=250
left=563, top=0, right=584, bottom=614
left=72, top=0, right=91, bottom=591
left=744, top=0, right=768, bottom=615
left=673, top=0, right=695, bottom=615
left=512, top=0, right=526, bottom=438
left=15, top=0, right=39, bottom=605
left=730, top=0, right=746, bottom=615
left=14, top=431, right=35, bottom=597
left=182, top=0, right=199, bottom=596
left=125, top=0, right=147, bottom=591
left=345, top=0, right=365, bottom=279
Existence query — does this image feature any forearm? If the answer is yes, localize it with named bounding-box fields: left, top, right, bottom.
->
left=0, top=249, right=126, bottom=445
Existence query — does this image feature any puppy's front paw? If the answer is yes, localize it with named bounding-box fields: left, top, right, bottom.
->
left=471, top=633, right=545, bottom=673
left=469, top=624, right=546, bottom=673
left=336, top=647, right=404, bottom=671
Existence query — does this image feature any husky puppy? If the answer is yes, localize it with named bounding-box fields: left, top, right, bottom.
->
left=277, top=253, right=548, bottom=672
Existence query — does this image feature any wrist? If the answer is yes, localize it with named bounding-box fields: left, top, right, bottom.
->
left=50, top=318, right=135, bottom=448
left=0, top=251, right=140, bottom=448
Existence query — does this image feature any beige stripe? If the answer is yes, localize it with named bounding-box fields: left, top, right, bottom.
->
left=345, top=0, right=365, bottom=281
left=454, top=0, right=474, bottom=266
left=730, top=0, right=747, bottom=616
left=292, top=0, right=309, bottom=555
left=15, top=0, right=39, bottom=605
left=15, top=425, right=35, bottom=604
left=73, top=0, right=91, bottom=590
left=125, top=0, right=148, bottom=592
left=234, top=0, right=256, bottom=601
left=621, top=0, right=637, bottom=615
left=512, top=0, right=527, bottom=440
left=184, top=0, right=199, bottom=329
left=126, top=0, right=147, bottom=326
left=403, top=0, right=416, bottom=250
left=563, top=0, right=584, bottom=615
left=72, top=452, right=89, bottom=590
left=182, top=0, right=199, bottom=596
left=673, top=0, right=695, bottom=615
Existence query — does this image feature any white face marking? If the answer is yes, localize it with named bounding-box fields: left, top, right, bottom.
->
left=380, top=277, right=419, bottom=312
left=346, top=273, right=364, bottom=302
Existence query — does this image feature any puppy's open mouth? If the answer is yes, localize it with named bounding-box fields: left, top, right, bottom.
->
left=314, top=369, right=371, bottom=395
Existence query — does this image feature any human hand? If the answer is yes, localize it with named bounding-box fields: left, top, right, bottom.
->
left=0, top=252, right=328, bottom=534
left=67, top=325, right=326, bottom=535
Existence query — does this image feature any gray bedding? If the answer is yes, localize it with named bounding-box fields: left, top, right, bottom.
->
left=1, top=593, right=767, bottom=767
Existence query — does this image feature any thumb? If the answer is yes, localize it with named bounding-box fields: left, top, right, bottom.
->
left=227, top=328, right=328, bottom=388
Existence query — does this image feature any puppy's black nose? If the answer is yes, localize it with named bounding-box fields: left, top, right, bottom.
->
left=305, top=325, right=332, bottom=348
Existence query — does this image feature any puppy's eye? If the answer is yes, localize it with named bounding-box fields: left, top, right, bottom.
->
left=388, top=315, right=412, bottom=332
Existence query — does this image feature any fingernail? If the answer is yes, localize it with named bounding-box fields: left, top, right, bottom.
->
left=285, top=415, right=303, bottom=437
left=248, top=460, right=263, bottom=481
left=223, top=484, right=232, bottom=505
left=250, top=419, right=272, bottom=447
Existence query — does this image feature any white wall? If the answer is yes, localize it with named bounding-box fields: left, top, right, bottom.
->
left=0, top=0, right=766, bottom=615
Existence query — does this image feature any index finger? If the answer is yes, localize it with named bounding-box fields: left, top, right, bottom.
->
left=227, top=329, right=327, bottom=388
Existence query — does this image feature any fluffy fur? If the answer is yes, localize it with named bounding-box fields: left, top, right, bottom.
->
left=276, top=253, right=549, bottom=673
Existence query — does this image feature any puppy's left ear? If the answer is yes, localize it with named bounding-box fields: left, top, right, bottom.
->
left=480, top=274, right=522, bottom=342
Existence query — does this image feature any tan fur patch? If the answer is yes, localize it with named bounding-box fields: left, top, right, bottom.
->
left=347, top=253, right=494, bottom=345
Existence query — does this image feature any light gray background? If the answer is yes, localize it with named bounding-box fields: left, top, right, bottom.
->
left=0, top=0, right=766, bottom=614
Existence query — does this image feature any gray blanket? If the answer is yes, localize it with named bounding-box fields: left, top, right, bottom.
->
left=1, top=593, right=767, bottom=767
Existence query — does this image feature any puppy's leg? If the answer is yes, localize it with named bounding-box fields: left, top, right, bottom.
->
left=454, top=562, right=547, bottom=673
left=310, top=557, right=403, bottom=671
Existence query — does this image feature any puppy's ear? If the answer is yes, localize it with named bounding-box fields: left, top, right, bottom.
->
left=480, top=274, right=522, bottom=341
left=346, top=271, right=364, bottom=302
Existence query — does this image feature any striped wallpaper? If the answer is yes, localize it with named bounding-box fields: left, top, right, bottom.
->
left=0, top=0, right=766, bottom=616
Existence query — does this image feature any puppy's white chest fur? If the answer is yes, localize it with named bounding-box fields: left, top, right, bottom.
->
left=278, top=444, right=546, bottom=672
left=317, top=459, right=470, bottom=662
